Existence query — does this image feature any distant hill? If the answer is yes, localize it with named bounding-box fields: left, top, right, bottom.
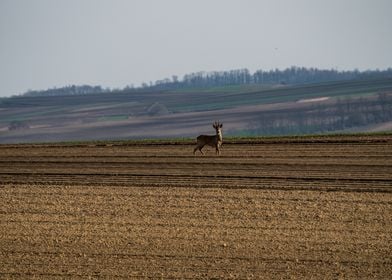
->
left=16, top=66, right=392, bottom=98
left=0, top=77, right=391, bottom=143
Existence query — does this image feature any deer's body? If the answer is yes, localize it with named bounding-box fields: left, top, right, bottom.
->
left=194, top=122, right=223, bottom=155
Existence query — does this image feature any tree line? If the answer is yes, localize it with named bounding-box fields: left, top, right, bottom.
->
left=245, top=92, right=392, bottom=136
left=20, top=67, right=392, bottom=97
left=23, top=85, right=105, bottom=96
left=169, top=67, right=392, bottom=90
left=22, top=85, right=106, bottom=97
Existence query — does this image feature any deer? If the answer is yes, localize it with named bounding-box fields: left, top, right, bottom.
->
left=193, top=122, right=223, bottom=155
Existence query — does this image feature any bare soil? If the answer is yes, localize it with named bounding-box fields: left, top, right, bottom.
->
left=1, top=136, right=391, bottom=279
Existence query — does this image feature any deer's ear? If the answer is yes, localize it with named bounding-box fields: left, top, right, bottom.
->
left=220, top=124, right=223, bottom=128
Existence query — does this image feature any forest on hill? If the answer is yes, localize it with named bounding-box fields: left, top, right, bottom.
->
left=19, top=67, right=392, bottom=97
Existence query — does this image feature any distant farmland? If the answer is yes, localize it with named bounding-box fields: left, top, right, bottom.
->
left=1, top=78, right=392, bottom=143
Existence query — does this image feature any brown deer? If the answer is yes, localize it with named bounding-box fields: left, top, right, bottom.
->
left=193, top=122, right=223, bottom=155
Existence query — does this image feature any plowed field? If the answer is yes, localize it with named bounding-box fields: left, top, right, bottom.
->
left=1, top=136, right=392, bottom=279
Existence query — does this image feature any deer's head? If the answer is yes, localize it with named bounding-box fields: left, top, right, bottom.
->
left=213, top=121, right=223, bottom=135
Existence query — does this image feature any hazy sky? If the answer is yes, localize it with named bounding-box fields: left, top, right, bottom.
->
left=1, top=0, right=391, bottom=97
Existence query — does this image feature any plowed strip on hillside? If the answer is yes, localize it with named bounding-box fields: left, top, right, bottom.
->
left=0, top=136, right=391, bottom=278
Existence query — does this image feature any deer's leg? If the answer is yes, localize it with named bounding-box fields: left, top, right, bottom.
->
left=194, top=144, right=204, bottom=155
